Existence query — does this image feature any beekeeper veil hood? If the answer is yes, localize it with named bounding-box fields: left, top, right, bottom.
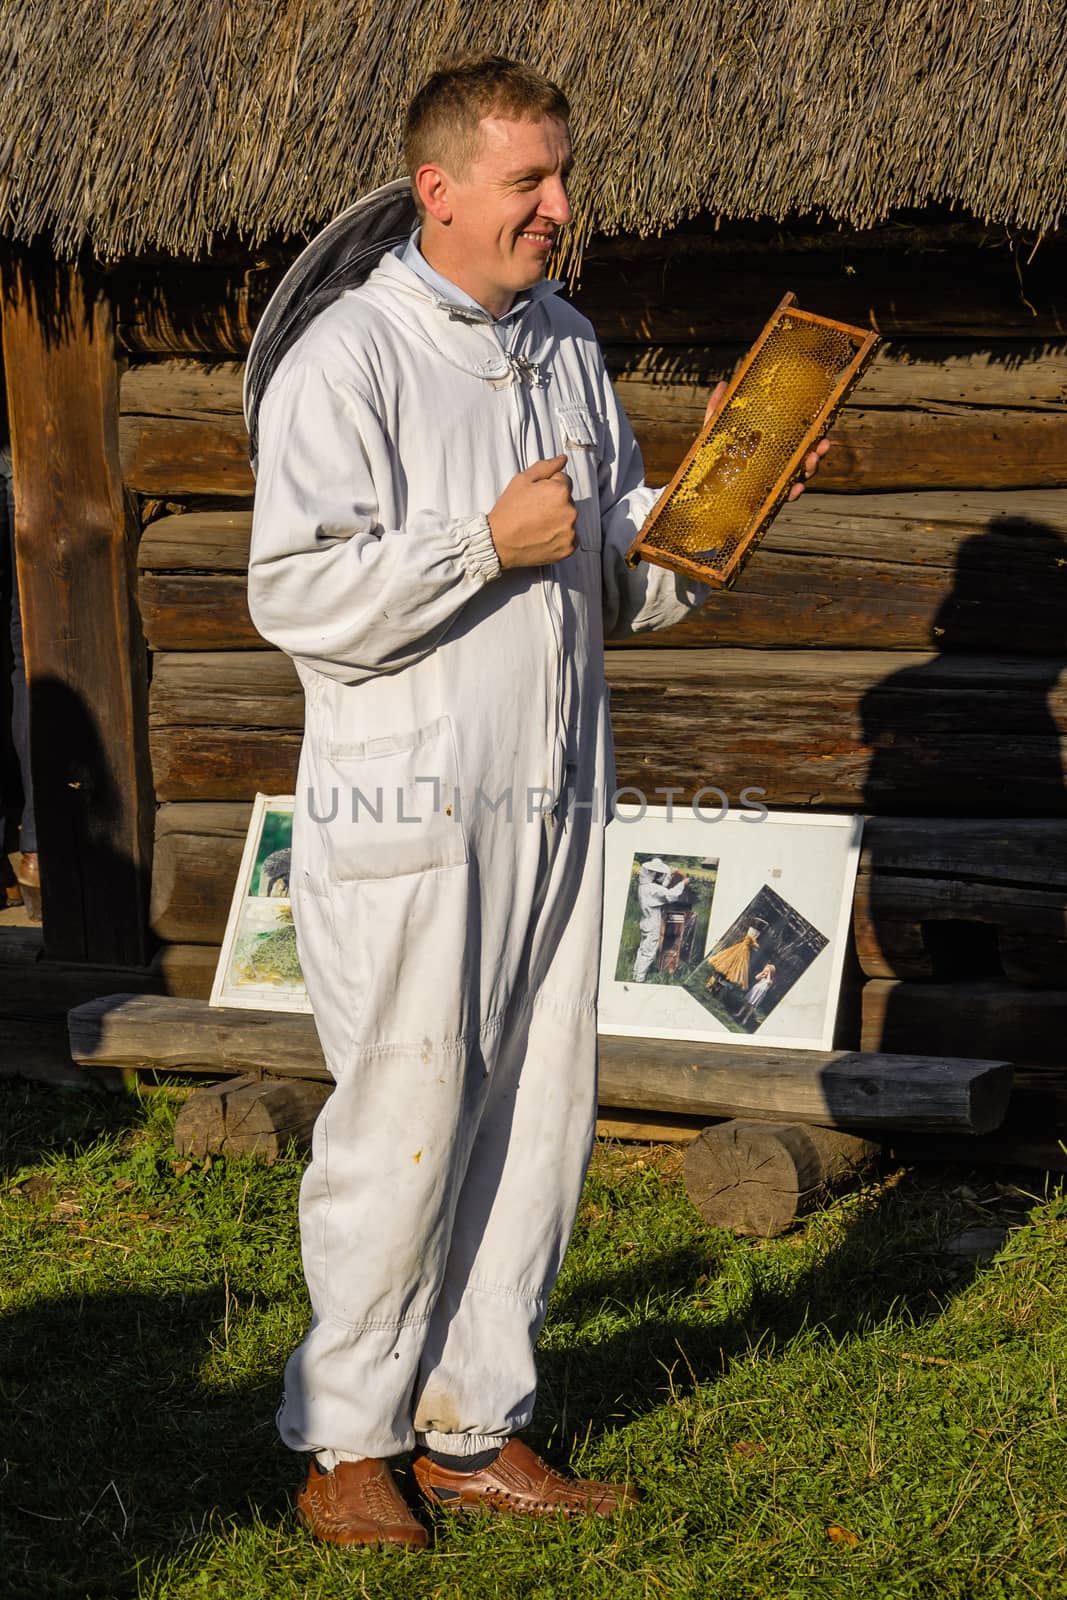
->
left=244, top=178, right=417, bottom=466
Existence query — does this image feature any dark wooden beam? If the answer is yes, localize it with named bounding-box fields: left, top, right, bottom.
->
left=1, top=249, right=153, bottom=962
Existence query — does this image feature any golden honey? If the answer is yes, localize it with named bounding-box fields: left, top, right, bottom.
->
left=629, top=297, right=879, bottom=586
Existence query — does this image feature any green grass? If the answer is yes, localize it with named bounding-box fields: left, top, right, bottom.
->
left=2, top=1079, right=1066, bottom=1599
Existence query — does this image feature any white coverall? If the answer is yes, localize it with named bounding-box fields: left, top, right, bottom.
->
left=632, top=867, right=689, bottom=982
left=248, top=245, right=704, bottom=1461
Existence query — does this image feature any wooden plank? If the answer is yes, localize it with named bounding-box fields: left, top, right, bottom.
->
left=595, top=1108, right=709, bottom=1143
left=136, top=490, right=1067, bottom=655
left=684, top=1120, right=878, bottom=1236
left=862, top=980, right=1067, bottom=1067
left=145, top=646, right=1067, bottom=811
left=150, top=803, right=251, bottom=943
left=68, top=995, right=1013, bottom=1134
left=0, top=251, right=154, bottom=963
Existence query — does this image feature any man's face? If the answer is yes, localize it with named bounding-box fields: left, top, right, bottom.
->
left=420, top=114, right=573, bottom=316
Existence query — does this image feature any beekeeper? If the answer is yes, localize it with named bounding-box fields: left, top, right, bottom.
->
left=247, top=55, right=825, bottom=1547
left=631, top=858, right=690, bottom=982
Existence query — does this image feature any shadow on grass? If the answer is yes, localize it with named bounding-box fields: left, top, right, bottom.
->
left=537, top=1167, right=978, bottom=1444
left=0, top=1079, right=142, bottom=1182
left=0, top=1285, right=294, bottom=1600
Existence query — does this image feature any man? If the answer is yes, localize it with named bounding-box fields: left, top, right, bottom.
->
left=248, top=55, right=825, bottom=1549
left=632, top=859, right=690, bottom=982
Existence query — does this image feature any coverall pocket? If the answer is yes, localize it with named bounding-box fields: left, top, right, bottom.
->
left=314, top=715, right=467, bottom=881
left=555, top=402, right=603, bottom=552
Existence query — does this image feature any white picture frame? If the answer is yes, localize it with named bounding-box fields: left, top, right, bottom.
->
left=209, top=794, right=312, bottom=1013
left=599, top=805, right=863, bottom=1050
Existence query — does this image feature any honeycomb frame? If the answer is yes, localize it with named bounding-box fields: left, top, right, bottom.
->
left=627, top=293, right=881, bottom=588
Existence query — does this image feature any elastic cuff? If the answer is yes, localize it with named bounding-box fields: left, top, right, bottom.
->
left=315, top=1448, right=368, bottom=1470
left=416, top=1430, right=509, bottom=1457
left=460, top=515, right=502, bottom=584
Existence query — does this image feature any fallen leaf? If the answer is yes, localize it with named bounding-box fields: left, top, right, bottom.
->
left=170, top=1159, right=193, bottom=1176
left=827, top=1524, right=860, bottom=1547
left=50, top=1200, right=82, bottom=1220
left=112, top=1177, right=135, bottom=1193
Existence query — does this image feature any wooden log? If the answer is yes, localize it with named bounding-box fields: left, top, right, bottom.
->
left=604, top=649, right=1067, bottom=815
left=609, top=341, right=1067, bottom=412
left=173, top=1074, right=331, bottom=1163
left=635, top=406, right=1067, bottom=491
left=151, top=651, right=303, bottom=728
left=889, top=1129, right=1067, bottom=1173
left=117, top=399, right=1067, bottom=498
left=0, top=251, right=155, bottom=963
left=137, top=510, right=253, bottom=571
left=598, top=1036, right=1012, bottom=1135
left=122, top=360, right=246, bottom=417
left=683, top=1119, right=879, bottom=1236
left=862, top=980, right=1067, bottom=1067
left=68, top=994, right=1013, bottom=1134
left=111, top=261, right=282, bottom=355
left=135, top=490, right=1067, bottom=655
left=151, top=727, right=301, bottom=803
left=111, top=238, right=1067, bottom=355
left=125, top=346, right=1067, bottom=427
left=119, top=415, right=254, bottom=496
left=69, top=993, right=330, bottom=1079
left=140, top=572, right=261, bottom=650
left=151, top=942, right=220, bottom=1001
left=572, top=245, right=1067, bottom=343
left=146, top=646, right=1067, bottom=811
left=150, top=803, right=251, bottom=943
left=856, top=817, right=1067, bottom=983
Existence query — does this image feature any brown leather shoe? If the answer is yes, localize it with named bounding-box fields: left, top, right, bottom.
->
left=295, top=1457, right=429, bottom=1548
left=411, top=1437, right=639, bottom=1518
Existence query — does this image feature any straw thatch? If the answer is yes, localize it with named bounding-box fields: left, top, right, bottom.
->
left=1, top=0, right=1065, bottom=260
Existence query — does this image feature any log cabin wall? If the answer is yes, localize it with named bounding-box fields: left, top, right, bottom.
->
left=117, top=221, right=1067, bottom=1141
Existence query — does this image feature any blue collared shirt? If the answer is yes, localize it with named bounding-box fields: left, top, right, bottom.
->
left=396, top=229, right=533, bottom=325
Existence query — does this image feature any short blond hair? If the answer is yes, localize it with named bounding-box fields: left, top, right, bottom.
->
left=404, top=55, right=569, bottom=202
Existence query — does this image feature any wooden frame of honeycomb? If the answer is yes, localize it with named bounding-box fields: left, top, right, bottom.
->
left=626, top=293, right=881, bottom=588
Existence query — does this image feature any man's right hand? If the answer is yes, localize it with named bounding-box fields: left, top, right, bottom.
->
left=488, top=455, right=578, bottom=570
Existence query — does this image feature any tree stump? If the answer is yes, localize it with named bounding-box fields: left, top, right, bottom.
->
left=173, top=1075, right=332, bottom=1163
left=683, top=1119, right=879, bottom=1237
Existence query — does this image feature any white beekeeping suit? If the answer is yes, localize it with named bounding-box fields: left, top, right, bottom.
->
left=631, top=858, right=689, bottom=982
left=246, top=186, right=706, bottom=1464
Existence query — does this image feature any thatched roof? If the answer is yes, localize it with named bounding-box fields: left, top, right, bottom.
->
left=2, top=0, right=1065, bottom=260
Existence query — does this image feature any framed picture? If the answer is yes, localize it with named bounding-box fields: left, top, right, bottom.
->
left=599, top=806, right=862, bottom=1050
left=210, top=794, right=311, bottom=1013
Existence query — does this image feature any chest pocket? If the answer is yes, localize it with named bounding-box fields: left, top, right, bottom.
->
left=555, top=403, right=603, bottom=552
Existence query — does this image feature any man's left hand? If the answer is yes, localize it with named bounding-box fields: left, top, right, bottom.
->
left=703, top=380, right=830, bottom=501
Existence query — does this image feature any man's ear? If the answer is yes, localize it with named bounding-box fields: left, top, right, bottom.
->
left=415, top=163, right=453, bottom=224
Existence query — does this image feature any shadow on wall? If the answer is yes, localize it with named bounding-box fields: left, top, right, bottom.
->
left=858, top=515, right=1067, bottom=1068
